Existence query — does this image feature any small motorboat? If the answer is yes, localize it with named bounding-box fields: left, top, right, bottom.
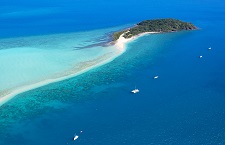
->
left=208, top=47, right=212, bottom=50
left=74, top=135, right=79, bottom=141
left=154, top=76, right=159, bottom=79
left=199, top=55, right=203, bottom=58
left=131, top=87, right=139, bottom=93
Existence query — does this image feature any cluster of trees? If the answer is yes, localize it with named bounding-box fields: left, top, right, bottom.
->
left=113, top=18, right=197, bottom=40
left=112, top=30, right=127, bottom=41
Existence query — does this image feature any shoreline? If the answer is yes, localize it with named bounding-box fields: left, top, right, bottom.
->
left=0, top=31, right=157, bottom=107
left=114, top=31, right=158, bottom=52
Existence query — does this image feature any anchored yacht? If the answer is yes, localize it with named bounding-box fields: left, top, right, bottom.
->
left=131, top=86, right=139, bottom=93
left=74, top=135, right=79, bottom=141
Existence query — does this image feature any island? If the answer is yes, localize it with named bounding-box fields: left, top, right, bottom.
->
left=112, top=18, right=197, bottom=41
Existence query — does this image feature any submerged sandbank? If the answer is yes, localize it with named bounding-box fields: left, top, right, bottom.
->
left=0, top=52, right=117, bottom=106
left=0, top=31, right=157, bottom=106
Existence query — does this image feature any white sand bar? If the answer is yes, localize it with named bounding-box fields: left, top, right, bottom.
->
left=0, top=30, right=158, bottom=106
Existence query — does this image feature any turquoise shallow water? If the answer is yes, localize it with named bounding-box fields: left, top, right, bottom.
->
left=1, top=0, right=225, bottom=144
left=1, top=27, right=225, bottom=144
left=0, top=26, right=129, bottom=92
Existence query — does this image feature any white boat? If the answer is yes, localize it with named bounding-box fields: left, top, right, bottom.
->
left=131, top=89, right=139, bottom=93
left=74, top=135, right=79, bottom=141
left=131, top=86, right=139, bottom=93
left=199, top=55, right=203, bottom=58
left=208, top=47, right=212, bottom=50
left=154, top=76, right=159, bottom=79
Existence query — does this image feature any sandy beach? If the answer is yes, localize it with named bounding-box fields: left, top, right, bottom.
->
left=115, top=31, right=158, bottom=52
left=0, top=31, right=157, bottom=106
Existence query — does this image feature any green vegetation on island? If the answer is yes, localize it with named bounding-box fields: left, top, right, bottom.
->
left=112, top=30, right=127, bottom=41
left=113, top=18, right=197, bottom=41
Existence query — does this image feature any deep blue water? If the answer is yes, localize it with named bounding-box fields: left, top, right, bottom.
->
left=1, top=0, right=224, bottom=38
left=1, top=0, right=225, bottom=145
